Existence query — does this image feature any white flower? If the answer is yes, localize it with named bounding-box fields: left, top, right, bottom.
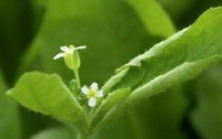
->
left=53, top=45, right=86, bottom=60
left=53, top=45, right=86, bottom=70
left=81, top=82, right=103, bottom=107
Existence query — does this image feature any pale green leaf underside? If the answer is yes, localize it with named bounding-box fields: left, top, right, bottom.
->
left=90, top=7, right=222, bottom=133
left=6, top=72, right=87, bottom=127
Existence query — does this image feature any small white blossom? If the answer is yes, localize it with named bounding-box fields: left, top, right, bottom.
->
left=53, top=45, right=86, bottom=70
left=53, top=45, right=86, bottom=60
left=81, top=82, right=103, bottom=107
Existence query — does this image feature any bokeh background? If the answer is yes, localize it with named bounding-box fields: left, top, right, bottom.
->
left=1, top=0, right=222, bottom=139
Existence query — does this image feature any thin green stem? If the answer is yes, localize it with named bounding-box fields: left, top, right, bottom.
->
left=74, top=70, right=81, bottom=88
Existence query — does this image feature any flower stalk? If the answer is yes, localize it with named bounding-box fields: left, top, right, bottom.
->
left=74, top=70, right=81, bottom=88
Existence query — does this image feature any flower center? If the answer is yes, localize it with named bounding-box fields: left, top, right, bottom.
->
left=88, top=89, right=97, bottom=97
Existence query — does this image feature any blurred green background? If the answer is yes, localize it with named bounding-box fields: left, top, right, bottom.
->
left=1, top=0, right=222, bottom=139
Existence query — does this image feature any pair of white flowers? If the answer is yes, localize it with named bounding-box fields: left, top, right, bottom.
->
left=54, top=45, right=103, bottom=107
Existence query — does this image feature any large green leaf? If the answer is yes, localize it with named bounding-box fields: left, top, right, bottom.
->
left=90, top=7, right=222, bottom=133
left=6, top=72, right=87, bottom=128
left=0, top=71, right=21, bottom=139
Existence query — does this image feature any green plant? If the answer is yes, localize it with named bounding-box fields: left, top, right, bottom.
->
left=1, top=0, right=222, bottom=139
left=5, top=6, right=222, bottom=139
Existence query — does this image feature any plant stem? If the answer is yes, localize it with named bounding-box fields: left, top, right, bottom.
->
left=74, top=70, right=81, bottom=88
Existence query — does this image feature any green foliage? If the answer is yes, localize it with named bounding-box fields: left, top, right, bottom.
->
left=6, top=72, right=87, bottom=128
left=1, top=0, right=222, bottom=139
left=90, top=7, right=222, bottom=133
left=6, top=6, right=222, bottom=138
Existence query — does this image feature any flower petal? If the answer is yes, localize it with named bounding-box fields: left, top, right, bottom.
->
left=81, top=86, right=89, bottom=95
left=76, top=45, right=87, bottom=50
left=60, top=46, right=70, bottom=52
left=90, top=82, right=98, bottom=90
left=53, top=53, right=65, bottom=60
left=97, top=90, right=103, bottom=97
left=88, top=97, right=96, bottom=107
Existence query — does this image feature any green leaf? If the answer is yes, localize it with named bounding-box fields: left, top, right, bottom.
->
left=0, top=71, right=21, bottom=139
left=102, top=26, right=188, bottom=94
left=90, top=7, right=222, bottom=133
left=126, top=0, right=176, bottom=38
left=125, top=56, right=222, bottom=104
left=6, top=71, right=87, bottom=128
